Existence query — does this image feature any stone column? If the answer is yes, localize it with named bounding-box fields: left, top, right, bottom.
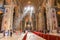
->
left=14, top=6, right=21, bottom=31
left=38, top=10, right=43, bottom=31
left=2, top=5, right=14, bottom=36
left=52, top=8, right=58, bottom=31
left=38, top=6, right=45, bottom=32
left=46, top=0, right=58, bottom=33
left=46, top=7, right=53, bottom=33
left=36, top=13, right=38, bottom=31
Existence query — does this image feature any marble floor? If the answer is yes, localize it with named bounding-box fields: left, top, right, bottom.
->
left=0, top=32, right=60, bottom=40
left=26, top=32, right=45, bottom=40
left=0, top=32, right=46, bottom=40
left=0, top=33, right=26, bottom=40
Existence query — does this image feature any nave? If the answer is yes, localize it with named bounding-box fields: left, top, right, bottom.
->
left=0, top=0, right=60, bottom=40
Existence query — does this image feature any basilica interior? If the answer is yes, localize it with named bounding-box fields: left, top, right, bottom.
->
left=0, top=0, right=60, bottom=40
